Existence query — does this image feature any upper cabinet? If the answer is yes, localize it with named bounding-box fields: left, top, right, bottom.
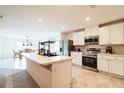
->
left=63, top=20, right=124, bottom=46
left=99, top=26, right=110, bottom=45
left=109, top=23, right=124, bottom=44
left=99, top=23, right=124, bottom=45
left=91, top=26, right=99, bottom=36
left=73, top=32, right=79, bottom=45
left=73, top=31, right=84, bottom=45
left=78, top=31, right=85, bottom=45
left=85, top=28, right=91, bottom=37
left=85, top=25, right=99, bottom=37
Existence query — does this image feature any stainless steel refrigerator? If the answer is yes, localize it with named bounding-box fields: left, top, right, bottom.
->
left=59, top=40, right=73, bottom=56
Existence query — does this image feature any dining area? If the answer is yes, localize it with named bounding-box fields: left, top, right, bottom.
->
left=13, top=48, right=35, bottom=59
left=12, top=36, right=37, bottom=60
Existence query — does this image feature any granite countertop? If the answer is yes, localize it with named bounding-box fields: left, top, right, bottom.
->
left=97, top=53, right=124, bottom=57
left=22, top=53, right=72, bottom=66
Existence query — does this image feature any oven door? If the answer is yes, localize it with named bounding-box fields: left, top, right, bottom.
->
left=82, top=56, right=97, bottom=68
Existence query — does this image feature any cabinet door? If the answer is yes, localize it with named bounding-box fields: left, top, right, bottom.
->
left=91, top=25, right=99, bottom=36
left=97, top=55, right=109, bottom=72
left=76, top=53, right=82, bottom=66
left=71, top=52, right=74, bottom=61
left=78, top=31, right=84, bottom=45
left=71, top=52, right=82, bottom=66
left=73, top=33, right=79, bottom=45
left=85, top=28, right=91, bottom=37
left=71, top=52, right=78, bottom=64
left=110, top=23, right=124, bottom=44
left=71, top=52, right=76, bottom=64
left=99, top=26, right=110, bottom=45
left=109, top=57, right=124, bottom=76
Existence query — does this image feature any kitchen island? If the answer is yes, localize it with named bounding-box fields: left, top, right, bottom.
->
left=23, top=53, right=72, bottom=88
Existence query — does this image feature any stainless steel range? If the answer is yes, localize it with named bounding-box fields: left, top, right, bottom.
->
left=82, top=48, right=100, bottom=71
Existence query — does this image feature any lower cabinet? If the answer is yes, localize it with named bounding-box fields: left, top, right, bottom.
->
left=109, top=57, right=124, bottom=76
left=97, top=55, right=109, bottom=72
left=97, top=54, right=124, bottom=76
left=71, top=52, right=82, bottom=66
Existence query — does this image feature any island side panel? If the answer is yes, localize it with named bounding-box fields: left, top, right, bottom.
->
left=26, top=58, right=52, bottom=88
left=52, top=59, right=72, bottom=88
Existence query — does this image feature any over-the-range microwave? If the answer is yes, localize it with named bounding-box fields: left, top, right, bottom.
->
left=84, top=36, right=99, bottom=45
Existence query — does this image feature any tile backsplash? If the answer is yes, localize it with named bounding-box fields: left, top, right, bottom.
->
left=74, top=45, right=124, bottom=55
left=111, top=45, right=124, bottom=55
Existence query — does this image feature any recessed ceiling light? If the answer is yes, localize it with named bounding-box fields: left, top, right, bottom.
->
left=62, top=26, right=65, bottom=30
left=38, top=19, right=42, bottom=23
left=85, top=17, right=90, bottom=21
left=39, top=30, right=43, bottom=32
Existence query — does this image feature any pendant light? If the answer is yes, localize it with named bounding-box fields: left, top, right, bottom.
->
left=22, top=36, right=33, bottom=46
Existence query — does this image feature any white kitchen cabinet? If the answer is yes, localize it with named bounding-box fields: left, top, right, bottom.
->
left=97, top=54, right=124, bottom=76
left=109, top=57, right=124, bottom=76
left=97, top=55, right=109, bottom=72
left=91, top=26, right=99, bottom=36
left=78, top=31, right=85, bottom=45
left=71, top=52, right=82, bottom=66
left=99, top=26, right=110, bottom=45
left=109, top=23, right=124, bottom=44
left=72, top=31, right=84, bottom=45
left=71, top=52, right=76, bottom=64
left=85, top=25, right=99, bottom=37
left=73, top=32, right=79, bottom=45
left=85, top=28, right=91, bottom=37
left=99, top=23, right=124, bottom=45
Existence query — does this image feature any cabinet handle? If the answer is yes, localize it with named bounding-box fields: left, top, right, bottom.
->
left=106, top=59, right=111, bottom=61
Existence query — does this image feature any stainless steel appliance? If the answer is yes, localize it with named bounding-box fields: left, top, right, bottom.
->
left=82, top=48, right=100, bottom=71
left=60, top=40, right=73, bottom=56
left=84, top=36, right=99, bottom=45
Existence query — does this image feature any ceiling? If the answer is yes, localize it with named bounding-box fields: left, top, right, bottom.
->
left=0, top=5, right=124, bottom=40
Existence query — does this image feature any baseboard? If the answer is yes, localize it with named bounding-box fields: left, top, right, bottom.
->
left=98, top=70, right=124, bottom=79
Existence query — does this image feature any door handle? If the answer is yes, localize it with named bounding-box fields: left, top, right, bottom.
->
left=106, top=59, right=111, bottom=61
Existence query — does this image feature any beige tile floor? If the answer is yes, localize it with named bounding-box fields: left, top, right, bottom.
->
left=0, top=57, right=124, bottom=88
left=72, top=65, right=124, bottom=88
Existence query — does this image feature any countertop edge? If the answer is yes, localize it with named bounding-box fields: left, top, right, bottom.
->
left=23, top=53, right=72, bottom=66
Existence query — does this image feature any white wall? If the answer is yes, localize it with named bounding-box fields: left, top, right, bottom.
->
left=0, top=37, right=1, bottom=58
left=48, top=33, right=61, bottom=41
left=0, top=32, right=61, bottom=58
left=1, top=37, right=15, bottom=58
left=0, top=36, right=41, bottom=58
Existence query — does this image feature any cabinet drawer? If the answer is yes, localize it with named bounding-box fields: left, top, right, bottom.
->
left=103, top=56, right=124, bottom=61
left=109, top=56, right=124, bottom=61
left=102, top=56, right=112, bottom=60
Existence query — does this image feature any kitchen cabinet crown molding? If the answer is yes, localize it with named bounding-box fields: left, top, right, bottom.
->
left=61, top=28, right=85, bottom=34
left=99, top=18, right=124, bottom=27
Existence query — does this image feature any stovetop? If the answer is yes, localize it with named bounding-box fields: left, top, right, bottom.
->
left=82, top=52, right=97, bottom=55
left=82, top=48, right=100, bottom=58
left=82, top=54, right=97, bottom=58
